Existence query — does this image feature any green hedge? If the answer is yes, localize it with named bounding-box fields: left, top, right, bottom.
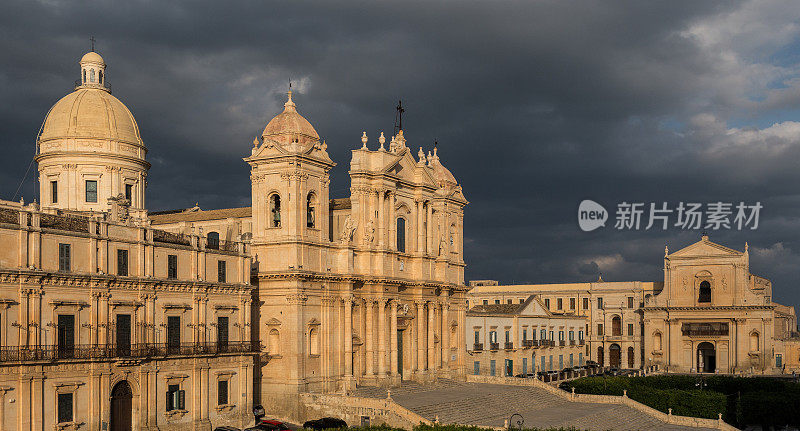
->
left=559, top=375, right=800, bottom=427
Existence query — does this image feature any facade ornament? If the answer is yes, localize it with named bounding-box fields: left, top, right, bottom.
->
left=418, top=147, right=426, bottom=165
left=427, top=151, right=433, bottom=167
left=253, top=137, right=259, bottom=147
left=361, top=131, right=368, bottom=149
left=364, top=219, right=375, bottom=244
left=340, top=215, right=357, bottom=244
left=378, top=132, right=386, bottom=151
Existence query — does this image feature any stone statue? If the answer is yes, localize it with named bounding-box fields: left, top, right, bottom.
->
left=438, top=232, right=447, bottom=256
left=340, top=216, right=357, bottom=244
left=364, top=219, right=375, bottom=244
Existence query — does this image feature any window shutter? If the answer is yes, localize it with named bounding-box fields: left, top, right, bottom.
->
left=166, top=391, right=172, bottom=411
left=178, top=390, right=186, bottom=410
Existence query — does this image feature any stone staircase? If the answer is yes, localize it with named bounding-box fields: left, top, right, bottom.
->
left=352, top=380, right=717, bottom=431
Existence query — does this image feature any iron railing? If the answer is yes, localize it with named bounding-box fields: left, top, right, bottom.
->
left=472, top=343, right=483, bottom=351
left=0, top=341, right=256, bottom=363
left=504, top=342, right=514, bottom=350
left=489, top=342, right=500, bottom=350
left=522, top=339, right=534, bottom=348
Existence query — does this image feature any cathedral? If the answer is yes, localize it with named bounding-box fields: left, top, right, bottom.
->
left=0, top=49, right=469, bottom=430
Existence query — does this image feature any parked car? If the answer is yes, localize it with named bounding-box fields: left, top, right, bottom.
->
left=257, top=419, right=292, bottom=431
left=303, top=417, right=347, bottom=430
left=215, top=427, right=241, bottom=431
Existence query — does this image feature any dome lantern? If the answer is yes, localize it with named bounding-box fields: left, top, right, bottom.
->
left=78, top=50, right=107, bottom=89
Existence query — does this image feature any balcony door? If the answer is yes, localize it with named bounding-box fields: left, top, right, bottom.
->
left=116, top=314, right=131, bottom=357
left=217, top=316, right=229, bottom=352
left=57, top=314, right=75, bottom=359
left=167, top=316, right=181, bottom=354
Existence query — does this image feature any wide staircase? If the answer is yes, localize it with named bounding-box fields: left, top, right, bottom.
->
left=352, top=380, right=715, bottom=431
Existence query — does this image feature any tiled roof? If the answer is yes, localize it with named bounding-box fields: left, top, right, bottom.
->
left=150, top=207, right=252, bottom=224
left=467, top=302, right=526, bottom=315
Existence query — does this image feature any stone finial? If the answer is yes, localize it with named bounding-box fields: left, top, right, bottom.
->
left=379, top=131, right=386, bottom=148
left=253, top=137, right=259, bottom=147
left=361, top=131, right=368, bottom=149
left=665, top=245, right=669, bottom=257
left=745, top=242, right=749, bottom=252
left=418, top=147, right=426, bottom=164
left=427, top=151, right=433, bottom=166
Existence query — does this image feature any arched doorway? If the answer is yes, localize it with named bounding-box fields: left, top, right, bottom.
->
left=609, top=344, right=621, bottom=368
left=110, top=381, right=132, bottom=431
left=697, top=342, right=715, bottom=373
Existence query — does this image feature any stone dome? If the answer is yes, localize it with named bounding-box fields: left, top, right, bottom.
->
left=261, top=91, right=320, bottom=146
left=80, top=51, right=105, bottom=65
left=39, top=88, right=143, bottom=147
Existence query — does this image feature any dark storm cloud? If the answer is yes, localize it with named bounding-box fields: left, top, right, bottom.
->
left=2, top=0, right=800, bottom=311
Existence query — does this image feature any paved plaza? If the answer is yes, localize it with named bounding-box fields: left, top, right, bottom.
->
left=353, top=380, right=716, bottom=431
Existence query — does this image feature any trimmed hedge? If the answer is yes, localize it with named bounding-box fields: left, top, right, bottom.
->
left=349, top=425, right=584, bottom=431
left=560, top=375, right=800, bottom=427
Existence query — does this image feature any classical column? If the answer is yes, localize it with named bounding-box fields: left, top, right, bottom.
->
left=390, top=301, right=398, bottom=376
left=377, top=190, right=386, bottom=248
left=365, top=299, right=375, bottom=376
left=417, top=302, right=426, bottom=372
left=416, top=200, right=424, bottom=254
left=388, top=192, right=396, bottom=250
left=426, top=203, right=433, bottom=255
left=344, top=297, right=353, bottom=378
left=442, top=302, right=450, bottom=370
left=427, top=302, right=435, bottom=370
left=378, top=298, right=387, bottom=376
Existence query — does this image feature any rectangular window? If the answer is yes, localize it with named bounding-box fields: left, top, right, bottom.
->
left=85, top=180, right=97, bottom=203
left=504, top=330, right=510, bottom=343
left=559, top=355, right=563, bottom=369
left=579, top=352, right=583, bottom=365
left=57, top=314, right=75, bottom=359
left=494, top=299, right=500, bottom=304
left=482, top=300, right=488, bottom=305
left=597, top=297, right=603, bottom=309
left=597, top=324, right=604, bottom=336
left=51, top=180, right=58, bottom=204
left=490, top=360, right=496, bottom=376
left=578, top=330, right=584, bottom=341
left=541, top=356, right=545, bottom=372
left=627, top=323, right=634, bottom=336
left=522, top=357, right=528, bottom=375
left=522, top=328, right=527, bottom=341
left=474, top=330, right=480, bottom=345
left=628, top=297, right=634, bottom=308
left=570, top=298, right=575, bottom=309
left=217, top=379, right=228, bottom=406
left=116, top=314, right=132, bottom=357
left=549, top=355, right=553, bottom=370
left=217, top=316, right=229, bottom=350
left=505, top=359, right=513, bottom=376
left=558, top=330, right=564, bottom=341
left=489, top=331, right=497, bottom=344
left=549, top=330, right=554, bottom=341
left=531, top=329, right=537, bottom=341
left=569, top=330, right=574, bottom=340
left=58, top=243, right=71, bottom=272
left=473, top=361, right=480, bottom=375
left=540, top=329, right=546, bottom=340
left=570, top=353, right=574, bottom=367
left=117, top=249, right=128, bottom=276
left=166, top=384, right=185, bottom=411
left=776, top=354, right=783, bottom=368
left=583, top=298, right=589, bottom=309
left=557, top=298, right=563, bottom=309
left=57, top=392, right=73, bottom=424
left=217, top=260, right=226, bottom=283
left=167, top=316, right=181, bottom=353
left=125, top=184, right=133, bottom=201
left=507, top=299, right=512, bottom=304
left=544, top=298, right=550, bottom=309
left=167, top=254, right=178, bottom=279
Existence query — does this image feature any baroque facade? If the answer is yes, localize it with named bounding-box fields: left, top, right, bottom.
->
left=0, top=50, right=256, bottom=431
left=466, top=235, right=798, bottom=374
left=154, top=89, right=470, bottom=417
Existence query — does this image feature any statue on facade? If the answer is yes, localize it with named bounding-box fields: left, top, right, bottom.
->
left=340, top=215, right=357, bottom=244
left=364, top=219, right=375, bottom=244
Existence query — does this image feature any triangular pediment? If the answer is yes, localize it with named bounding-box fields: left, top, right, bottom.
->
left=669, top=238, right=743, bottom=258
left=383, top=150, right=438, bottom=187
left=519, top=295, right=551, bottom=317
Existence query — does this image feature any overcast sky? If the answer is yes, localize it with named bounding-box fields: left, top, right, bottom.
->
left=2, top=1, right=800, bottom=311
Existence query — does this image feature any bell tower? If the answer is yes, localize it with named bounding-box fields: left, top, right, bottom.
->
left=244, top=91, right=335, bottom=272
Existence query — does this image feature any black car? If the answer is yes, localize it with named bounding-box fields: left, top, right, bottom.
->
left=303, top=417, right=347, bottom=430
left=215, top=427, right=241, bottom=431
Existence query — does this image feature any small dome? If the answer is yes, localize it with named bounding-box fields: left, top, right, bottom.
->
left=80, top=51, right=105, bottom=65
left=261, top=91, right=319, bottom=146
left=39, top=88, right=143, bottom=147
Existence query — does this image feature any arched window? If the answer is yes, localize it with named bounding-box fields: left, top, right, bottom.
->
left=698, top=280, right=711, bottom=303
left=98, top=70, right=103, bottom=84
left=269, top=329, right=280, bottom=355
left=306, top=193, right=316, bottom=228
left=309, top=327, right=320, bottom=356
left=207, top=232, right=220, bottom=250
left=750, top=331, right=760, bottom=352
left=654, top=331, right=662, bottom=351
left=269, top=194, right=281, bottom=227
left=396, top=217, right=406, bottom=252
left=82, top=70, right=86, bottom=83
left=612, top=315, right=622, bottom=336
left=90, top=68, right=95, bottom=83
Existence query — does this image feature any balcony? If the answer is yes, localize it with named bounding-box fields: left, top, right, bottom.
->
left=504, top=342, right=514, bottom=350
left=0, top=341, right=256, bottom=363
left=559, top=340, right=565, bottom=347
left=489, top=342, right=500, bottom=351
left=473, top=343, right=483, bottom=351
left=522, top=339, right=534, bottom=348
left=569, top=339, right=575, bottom=346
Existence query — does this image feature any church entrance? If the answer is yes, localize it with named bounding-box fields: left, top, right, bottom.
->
left=110, top=380, right=132, bottom=431
left=697, top=342, right=716, bottom=373
left=397, top=330, right=404, bottom=380
left=609, top=344, right=621, bottom=368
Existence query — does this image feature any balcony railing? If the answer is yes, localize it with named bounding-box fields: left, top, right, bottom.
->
left=559, top=340, right=565, bottom=347
left=522, top=339, right=534, bottom=348
left=0, top=341, right=256, bottom=363
left=569, top=339, right=575, bottom=346
left=504, top=342, right=514, bottom=350
left=473, top=343, right=483, bottom=351
left=489, top=342, right=500, bottom=351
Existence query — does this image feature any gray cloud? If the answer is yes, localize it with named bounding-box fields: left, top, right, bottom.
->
left=2, top=0, right=800, bottom=311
